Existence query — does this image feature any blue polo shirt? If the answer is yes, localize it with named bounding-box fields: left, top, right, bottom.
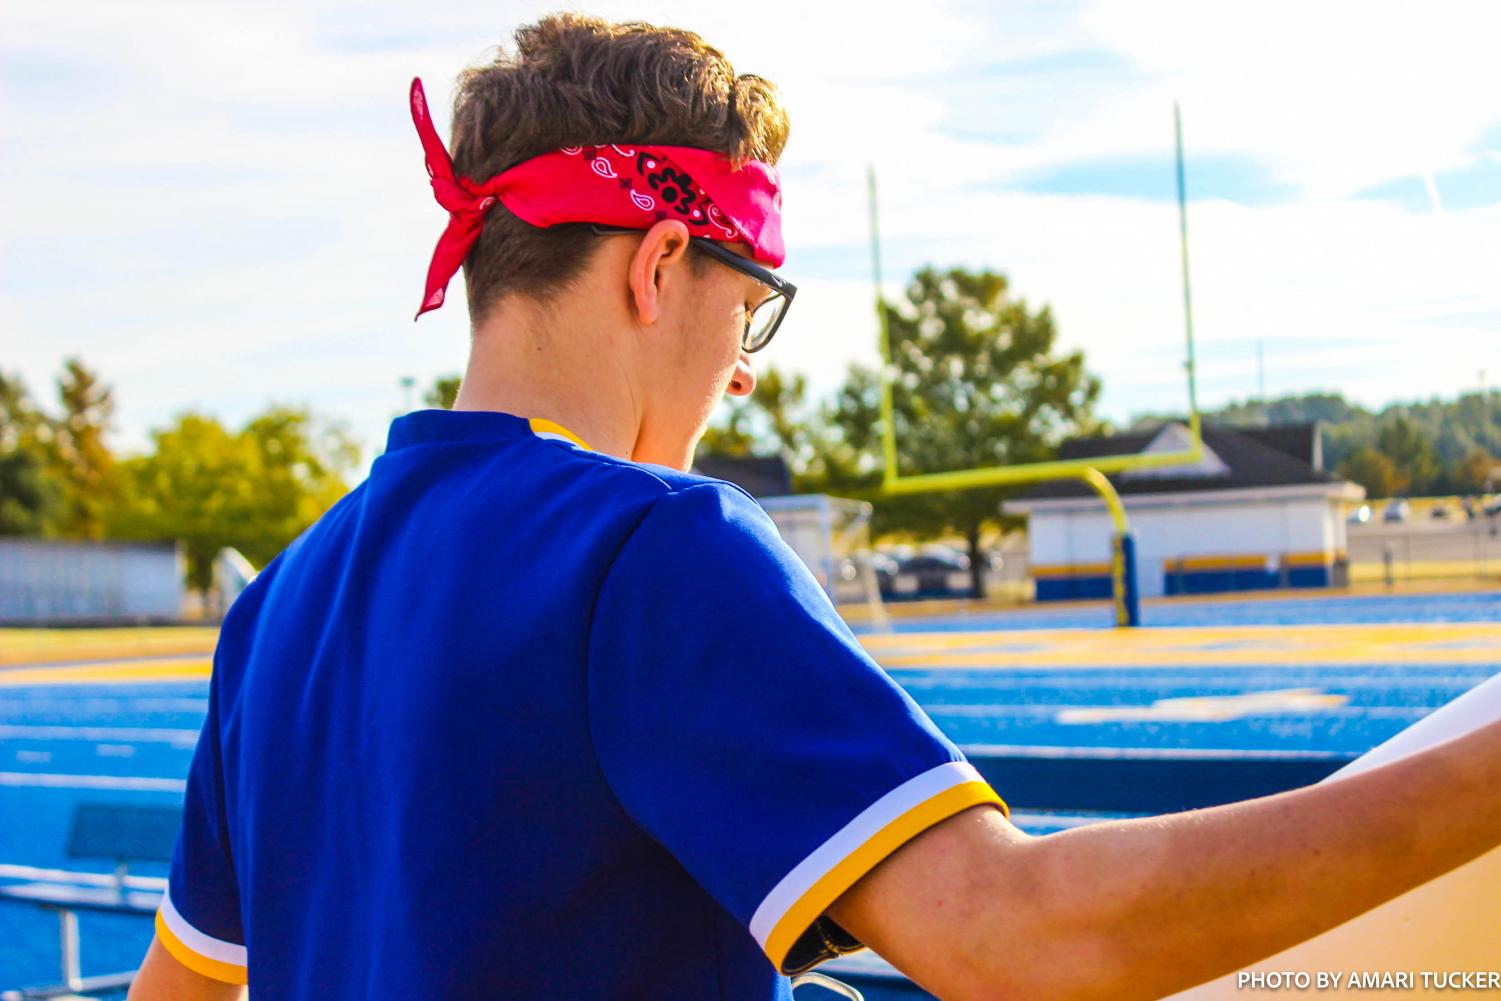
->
left=156, top=407, right=1008, bottom=999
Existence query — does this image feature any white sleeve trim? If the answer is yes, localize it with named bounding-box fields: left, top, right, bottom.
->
left=161, top=884, right=248, bottom=966
left=533, top=430, right=583, bottom=447
left=747, top=760, right=986, bottom=950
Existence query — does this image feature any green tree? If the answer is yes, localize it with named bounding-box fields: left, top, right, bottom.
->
left=697, top=400, right=759, bottom=457
left=1, top=371, right=42, bottom=451
left=829, top=267, right=1101, bottom=595
left=696, top=269, right=1101, bottom=595
left=1338, top=446, right=1402, bottom=499
left=110, top=414, right=252, bottom=596
left=1145, top=388, right=1499, bottom=495
left=0, top=451, right=58, bottom=534
left=425, top=375, right=462, bottom=409
left=696, top=366, right=830, bottom=489
left=110, top=407, right=358, bottom=598
left=235, top=407, right=360, bottom=567
left=1452, top=449, right=1498, bottom=495
left=0, top=372, right=61, bottom=534
left=48, top=358, right=122, bottom=538
left=1376, top=415, right=1441, bottom=495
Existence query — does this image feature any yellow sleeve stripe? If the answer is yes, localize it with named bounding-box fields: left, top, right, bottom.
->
left=155, top=907, right=249, bottom=985
left=763, top=778, right=1007, bottom=972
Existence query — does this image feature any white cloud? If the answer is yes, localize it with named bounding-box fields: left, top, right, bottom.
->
left=3, top=0, right=1499, bottom=473
left=1074, top=0, right=1501, bottom=196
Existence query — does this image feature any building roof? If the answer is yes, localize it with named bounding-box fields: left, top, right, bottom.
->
left=690, top=453, right=793, bottom=498
left=1019, top=422, right=1340, bottom=501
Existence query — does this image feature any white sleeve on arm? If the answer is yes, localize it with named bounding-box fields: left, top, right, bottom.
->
left=158, top=661, right=249, bottom=985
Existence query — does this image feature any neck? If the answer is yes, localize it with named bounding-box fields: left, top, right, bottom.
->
left=453, top=294, right=643, bottom=461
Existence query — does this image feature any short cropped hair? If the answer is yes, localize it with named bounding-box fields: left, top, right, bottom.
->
left=447, top=14, right=790, bottom=327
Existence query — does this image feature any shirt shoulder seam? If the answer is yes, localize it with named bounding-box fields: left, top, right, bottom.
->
left=575, top=479, right=762, bottom=849
left=528, top=440, right=762, bottom=507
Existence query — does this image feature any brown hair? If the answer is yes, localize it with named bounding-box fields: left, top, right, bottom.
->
left=447, top=14, right=790, bottom=327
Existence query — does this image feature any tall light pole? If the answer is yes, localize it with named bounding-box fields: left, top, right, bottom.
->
left=1258, top=340, right=1267, bottom=425
left=1482, top=369, right=1491, bottom=458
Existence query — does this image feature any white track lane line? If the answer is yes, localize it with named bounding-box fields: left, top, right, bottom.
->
left=0, top=772, right=186, bottom=791
left=0, top=724, right=199, bottom=745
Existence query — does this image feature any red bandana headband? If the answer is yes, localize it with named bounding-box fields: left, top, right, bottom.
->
left=408, top=77, right=785, bottom=320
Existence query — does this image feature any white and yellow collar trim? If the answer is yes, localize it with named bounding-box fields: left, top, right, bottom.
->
left=527, top=417, right=593, bottom=453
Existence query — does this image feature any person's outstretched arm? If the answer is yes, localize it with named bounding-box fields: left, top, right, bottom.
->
left=829, top=716, right=1501, bottom=1001
left=127, top=937, right=246, bottom=1001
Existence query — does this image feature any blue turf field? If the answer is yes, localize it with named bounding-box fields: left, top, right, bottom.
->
left=2, top=588, right=1498, bottom=993
left=898, top=662, right=1492, bottom=753
left=853, top=588, right=1501, bottom=632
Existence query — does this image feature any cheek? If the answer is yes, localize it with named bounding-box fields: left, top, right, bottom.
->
left=701, top=286, right=744, bottom=366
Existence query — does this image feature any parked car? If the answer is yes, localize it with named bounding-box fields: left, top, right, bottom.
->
left=1346, top=504, right=1372, bottom=525
left=870, top=552, right=900, bottom=593
left=830, top=552, right=900, bottom=605
left=1382, top=499, right=1411, bottom=523
left=886, top=548, right=974, bottom=600
left=1429, top=504, right=1451, bottom=520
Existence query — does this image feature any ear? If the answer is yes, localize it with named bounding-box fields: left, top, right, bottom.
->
left=627, top=219, right=693, bottom=326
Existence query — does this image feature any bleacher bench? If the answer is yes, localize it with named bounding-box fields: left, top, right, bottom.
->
left=0, top=802, right=180, bottom=1001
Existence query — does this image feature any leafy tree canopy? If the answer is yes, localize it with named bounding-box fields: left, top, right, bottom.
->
left=698, top=266, right=1103, bottom=595
left=1137, top=388, right=1500, bottom=497
left=109, top=407, right=358, bottom=596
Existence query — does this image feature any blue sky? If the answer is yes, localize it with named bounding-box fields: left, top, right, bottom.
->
left=3, top=0, right=1499, bottom=467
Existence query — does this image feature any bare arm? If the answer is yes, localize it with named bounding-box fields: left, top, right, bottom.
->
left=829, top=717, right=1501, bottom=1001
left=127, top=937, right=246, bottom=1001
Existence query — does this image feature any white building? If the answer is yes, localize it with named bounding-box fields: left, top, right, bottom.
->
left=1009, top=423, right=1365, bottom=601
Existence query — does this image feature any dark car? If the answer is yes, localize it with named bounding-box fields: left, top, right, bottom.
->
left=887, top=548, right=974, bottom=600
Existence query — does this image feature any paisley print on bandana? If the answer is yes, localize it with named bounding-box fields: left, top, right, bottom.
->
left=409, top=76, right=784, bottom=320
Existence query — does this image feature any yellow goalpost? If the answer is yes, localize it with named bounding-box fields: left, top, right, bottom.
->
left=867, top=105, right=1207, bottom=626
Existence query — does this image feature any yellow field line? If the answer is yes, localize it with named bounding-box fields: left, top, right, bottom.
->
left=837, top=582, right=1501, bottom=623
left=4, top=614, right=1498, bottom=683
left=0, top=658, right=214, bottom=686
left=1348, top=561, right=1501, bottom=582
left=872, top=649, right=1501, bottom=670
left=858, top=622, right=1501, bottom=649
left=859, top=623, right=1501, bottom=669
left=0, top=628, right=219, bottom=666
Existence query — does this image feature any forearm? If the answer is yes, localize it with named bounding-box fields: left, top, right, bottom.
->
left=1009, top=719, right=1501, bottom=1000
left=128, top=937, right=247, bottom=1001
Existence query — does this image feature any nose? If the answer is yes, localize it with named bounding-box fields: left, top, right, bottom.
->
left=727, top=352, right=756, bottom=396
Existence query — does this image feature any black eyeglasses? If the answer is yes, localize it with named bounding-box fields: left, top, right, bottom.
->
left=590, top=224, right=795, bottom=353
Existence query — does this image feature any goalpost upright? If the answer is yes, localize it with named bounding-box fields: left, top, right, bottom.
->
left=866, top=104, right=1206, bottom=627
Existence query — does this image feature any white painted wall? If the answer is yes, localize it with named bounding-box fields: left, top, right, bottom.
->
left=0, top=539, right=183, bottom=623
left=1020, top=486, right=1354, bottom=598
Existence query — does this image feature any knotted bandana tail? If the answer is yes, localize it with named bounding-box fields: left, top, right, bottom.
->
left=410, top=78, right=499, bottom=318
left=408, top=76, right=786, bottom=321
